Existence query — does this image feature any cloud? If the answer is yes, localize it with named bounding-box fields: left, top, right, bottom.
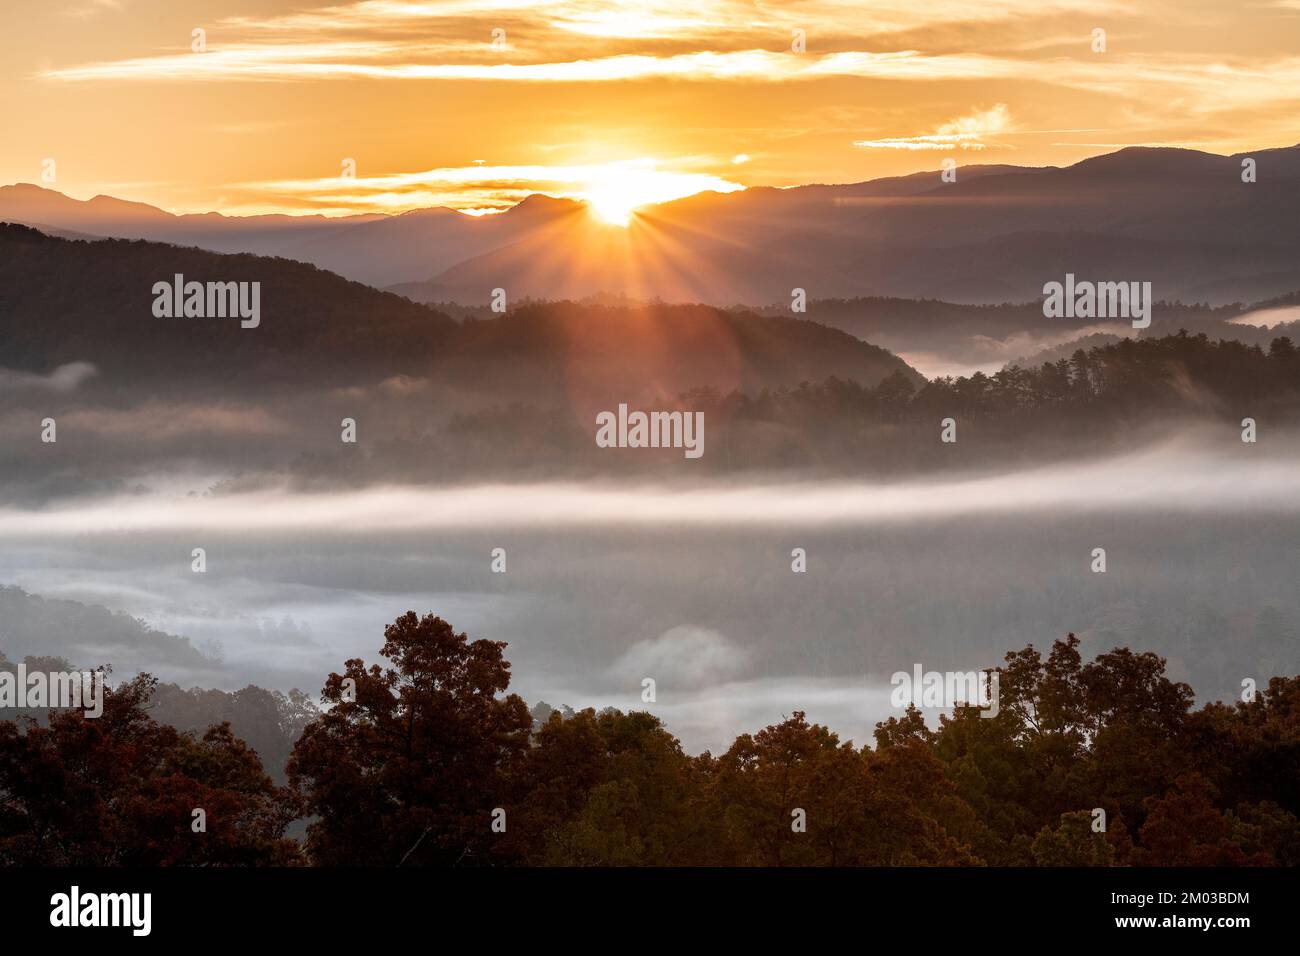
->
left=41, top=46, right=1021, bottom=84
left=1229, top=306, right=1300, bottom=330
left=45, top=37, right=1300, bottom=139
left=854, top=103, right=1013, bottom=150
left=378, top=375, right=433, bottom=396
left=61, top=0, right=121, bottom=20
left=33, top=0, right=1300, bottom=163
left=238, top=157, right=743, bottom=215
left=58, top=402, right=288, bottom=440
left=5, top=444, right=1300, bottom=536
left=145, top=0, right=1129, bottom=45
left=0, top=361, right=98, bottom=392
left=608, top=626, right=749, bottom=689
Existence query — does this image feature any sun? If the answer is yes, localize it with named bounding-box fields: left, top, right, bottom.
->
left=584, top=179, right=648, bottom=227
left=580, top=159, right=744, bottom=226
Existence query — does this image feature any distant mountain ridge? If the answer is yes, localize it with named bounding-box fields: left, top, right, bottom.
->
left=0, top=223, right=919, bottom=400
left=3, top=144, right=1298, bottom=305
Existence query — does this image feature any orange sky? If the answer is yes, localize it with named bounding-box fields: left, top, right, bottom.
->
left=3, top=0, right=1299, bottom=217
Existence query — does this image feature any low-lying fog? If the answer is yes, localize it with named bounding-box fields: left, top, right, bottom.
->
left=1, top=443, right=1296, bottom=753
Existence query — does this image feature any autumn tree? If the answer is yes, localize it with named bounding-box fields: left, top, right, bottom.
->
left=1132, top=774, right=1272, bottom=866
left=504, top=708, right=701, bottom=865
left=861, top=735, right=984, bottom=865
left=710, top=712, right=865, bottom=865
left=288, top=612, right=532, bottom=865
left=1031, top=810, right=1115, bottom=866
left=932, top=635, right=1197, bottom=860
left=0, top=673, right=299, bottom=866
left=708, top=711, right=981, bottom=866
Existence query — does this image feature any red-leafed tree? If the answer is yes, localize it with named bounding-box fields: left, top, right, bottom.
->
left=0, top=673, right=300, bottom=865
left=288, top=612, right=533, bottom=865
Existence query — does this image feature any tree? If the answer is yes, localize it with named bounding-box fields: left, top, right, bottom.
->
left=712, top=712, right=865, bottom=866
left=1031, top=811, right=1115, bottom=866
left=710, top=712, right=981, bottom=866
left=288, top=612, right=533, bottom=865
left=147, top=682, right=318, bottom=784
left=0, top=673, right=299, bottom=866
left=1133, top=774, right=1271, bottom=866
left=506, top=708, right=699, bottom=865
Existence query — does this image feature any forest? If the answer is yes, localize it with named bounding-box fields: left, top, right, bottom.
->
left=0, top=614, right=1295, bottom=867
left=288, top=330, right=1300, bottom=483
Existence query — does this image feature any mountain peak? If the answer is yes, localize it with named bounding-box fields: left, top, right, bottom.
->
left=0, top=183, right=173, bottom=224
left=506, top=193, right=586, bottom=215
left=86, top=193, right=173, bottom=218
left=1068, top=146, right=1229, bottom=176
left=0, top=182, right=54, bottom=195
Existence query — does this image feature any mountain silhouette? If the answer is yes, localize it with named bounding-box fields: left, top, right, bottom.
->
left=0, top=223, right=919, bottom=400
left=3, top=145, right=1297, bottom=305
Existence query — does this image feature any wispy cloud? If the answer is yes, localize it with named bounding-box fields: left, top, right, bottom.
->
left=191, top=0, right=1127, bottom=43
left=21, top=0, right=1300, bottom=214
left=0, top=362, right=98, bottom=393
left=237, top=158, right=742, bottom=215
left=36, top=0, right=1126, bottom=87
left=61, top=0, right=121, bottom=20
left=42, top=46, right=1027, bottom=84
left=609, top=626, right=749, bottom=688
left=854, top=103, right=1013, bottom=151
left=2, top=444, right=1298, bottom=537
left=41, top=29, right=1300, bottom=143
left=35, top=0, right=1300, bottom=158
